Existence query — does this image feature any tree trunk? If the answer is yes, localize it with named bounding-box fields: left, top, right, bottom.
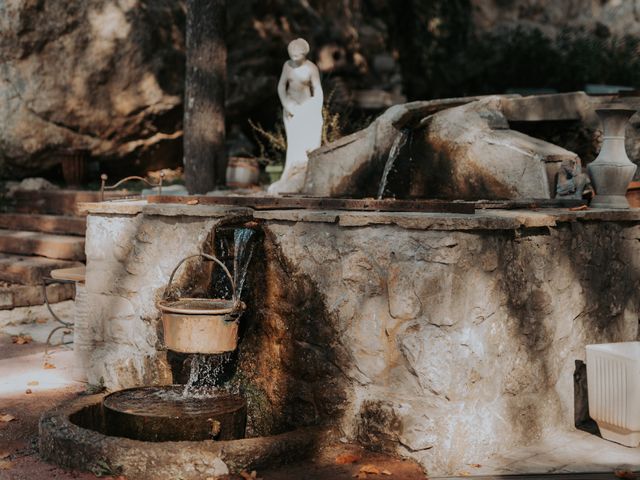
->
left=184, top=0, right=227, bottom=194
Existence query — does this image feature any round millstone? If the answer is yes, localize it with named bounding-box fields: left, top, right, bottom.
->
left=103, top=385, right=246, bottom=441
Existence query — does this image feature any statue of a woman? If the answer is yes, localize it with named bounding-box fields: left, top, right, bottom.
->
left=268, top=38, right=323, bottom=194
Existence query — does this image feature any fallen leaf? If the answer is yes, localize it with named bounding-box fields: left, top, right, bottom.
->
left=11, top=335, right=32, bottom=345
left=27, top=381, right=39, bottom=386
left=0, top=414, right=15, bottom=423
left=360, top=465, right=380, bottom=475
left=25, top=389, right=32, bottom=395
left=470, top=463, right=482, bottom=468
left=569, top=205, right=589, bottom=212
left=0, top=460, right=13, bottom=470
left=381, top=470, right=392, bottom=476
left=186, top=199, right=199, bottom=205
left=43, top=362, right=56, bottom=369
left=36, top=318, right=48, bottom=324
left=615, top=471, right=638, bottom=479
left=336, top=453, right=361, bottom=464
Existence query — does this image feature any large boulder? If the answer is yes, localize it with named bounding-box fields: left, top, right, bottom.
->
left=0, top=0, right=185, bottom=177
left=303, top=97, right=488, bottom=197
left=304, top=95, right=582, bottom=200
left=405, top=96, right=580, bottom=200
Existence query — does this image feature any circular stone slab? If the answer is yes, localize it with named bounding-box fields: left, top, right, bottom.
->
left=103, top=386, right=246, bottom=441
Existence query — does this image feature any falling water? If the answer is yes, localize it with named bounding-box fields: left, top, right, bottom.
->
left=181, top=228, right=257, bottom=398
left=182, top=352, right=234, bottom=397
left=377, top=128, right=410, bottom=200
left=233, top=228, right=256, bottom=300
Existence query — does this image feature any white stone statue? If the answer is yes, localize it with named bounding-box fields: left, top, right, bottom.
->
left=268, top=38, right=323, bottom=194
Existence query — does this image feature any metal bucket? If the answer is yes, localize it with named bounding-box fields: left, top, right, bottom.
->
left=157, top=253, right=245, bottom=354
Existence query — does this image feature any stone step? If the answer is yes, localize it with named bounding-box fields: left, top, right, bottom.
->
left=0, top=213, right=86, bottom=236
left=0, top=230, right=85, bottom=261
left=0, top=281, right=75, bottom=310
left=11, top=189, right=130, bottom=216
left=0, top=254, right=83, bottom=285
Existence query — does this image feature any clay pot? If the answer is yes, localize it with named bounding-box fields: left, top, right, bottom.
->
left=225, top=157, right=259, bottom=188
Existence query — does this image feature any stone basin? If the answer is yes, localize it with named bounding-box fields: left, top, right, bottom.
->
left=39, top=393, right=321, bottom=479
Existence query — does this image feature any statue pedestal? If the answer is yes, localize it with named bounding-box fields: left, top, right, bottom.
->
left=588, top=107, right=637, bottom=209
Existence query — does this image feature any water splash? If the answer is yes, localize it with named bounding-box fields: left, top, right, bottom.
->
left=377, top=128, right=410, bottom=200
left=233, top=228, right=256, bottom=300
left=182, top=353, right=234, bottom=398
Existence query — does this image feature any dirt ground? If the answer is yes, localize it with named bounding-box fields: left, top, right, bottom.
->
left=0, top=330, right=428, bottom=480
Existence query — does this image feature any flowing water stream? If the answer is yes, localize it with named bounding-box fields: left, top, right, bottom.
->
left=377, top=128, right=411, bottom=199
left=182, top=227, right=257, bottom=398
left=233, top=228, right=256, bottom=300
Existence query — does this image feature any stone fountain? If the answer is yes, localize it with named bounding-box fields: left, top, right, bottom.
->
left=39, top=223, right=323, bottom=479
left=39, top=92, right=640, bottom=478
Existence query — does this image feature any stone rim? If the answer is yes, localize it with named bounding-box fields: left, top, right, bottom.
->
left=39, top=393, right=321, bottom=480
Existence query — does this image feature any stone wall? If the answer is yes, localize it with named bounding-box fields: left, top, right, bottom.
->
left=82, top=203, right=640, bottom=475
left=84, top=210, right=221, bottom=388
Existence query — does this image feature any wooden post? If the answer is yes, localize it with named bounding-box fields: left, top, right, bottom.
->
left=184, top=0, right=227, bottom=194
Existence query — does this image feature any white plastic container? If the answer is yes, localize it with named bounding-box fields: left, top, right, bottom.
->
left=586, top=341, right=640, bottom=447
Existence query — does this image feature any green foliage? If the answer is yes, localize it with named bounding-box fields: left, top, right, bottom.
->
left=387, top=0, right=639, bottom=98
left=431, top=27, right=640, bottom=97
left=248, top=118, right=287, bottom=166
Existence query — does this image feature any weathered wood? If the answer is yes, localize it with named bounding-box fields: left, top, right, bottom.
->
left=0, top=213, right=86, bottom=236
left=146, top=195, right=476, bottom=214
left=183, top=0, right=227, bottom=194
left=475, top=198, right=588, bottom=210
left=0, top=254, right=82, bottom=285
left=0, top=229, right=85, bottom=261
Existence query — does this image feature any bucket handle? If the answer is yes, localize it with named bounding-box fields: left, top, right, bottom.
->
left=163, top=253, right=238, bottom=306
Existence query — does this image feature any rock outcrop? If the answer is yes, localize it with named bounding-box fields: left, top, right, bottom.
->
left=0, top=0, right=186, bottom=177
left=0, top=0, right=407, bottom=178
left=472, top=0, right=640, bottom=38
